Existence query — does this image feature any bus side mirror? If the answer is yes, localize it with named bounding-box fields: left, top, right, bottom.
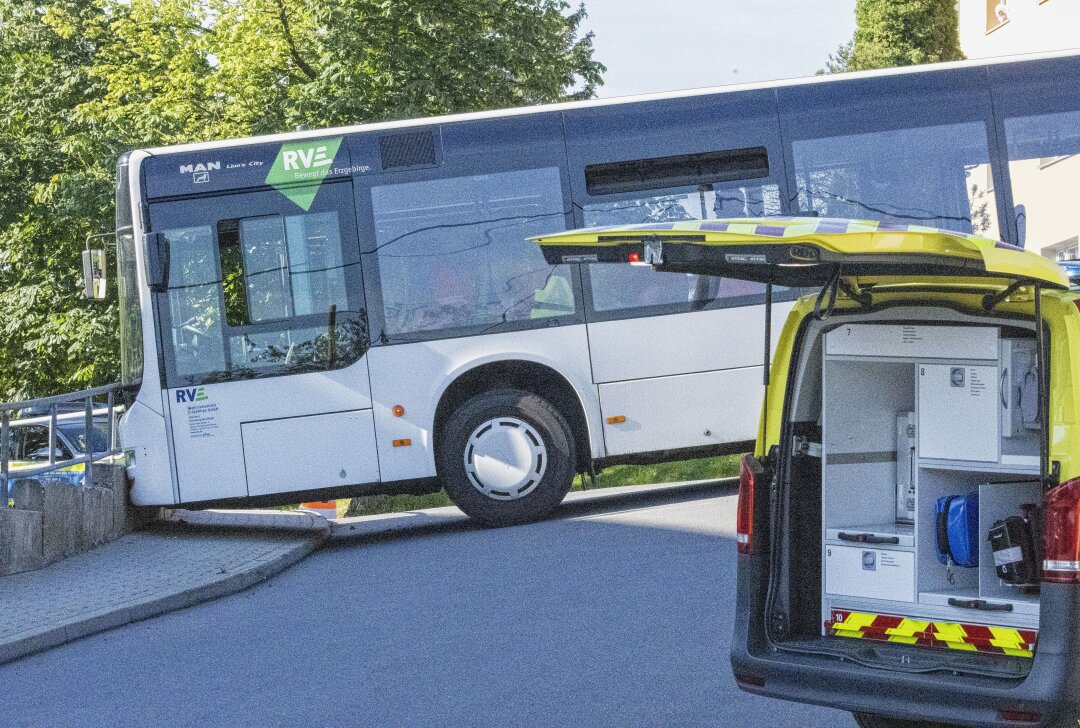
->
left=81, top=249, right=108, bottom=299
left=1015, top=204, right=1027, bottom=249
left=145, top=231, right=169, bottom=292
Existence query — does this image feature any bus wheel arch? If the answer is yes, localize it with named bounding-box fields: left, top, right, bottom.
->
left=433, top=360, right=592, bottom=475
left=433, top=361, right=592, bottom=526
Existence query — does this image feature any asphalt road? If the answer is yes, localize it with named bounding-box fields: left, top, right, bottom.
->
left=1, top=485, right=851, bottom=727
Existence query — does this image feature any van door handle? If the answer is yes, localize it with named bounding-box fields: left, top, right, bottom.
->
left=837, top=532, right=900, bottom=545
left=947, top=597, right=1013, bottom=612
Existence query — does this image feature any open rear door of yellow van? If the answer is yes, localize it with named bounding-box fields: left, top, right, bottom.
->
left=531, top=217, right=1068, bottom=291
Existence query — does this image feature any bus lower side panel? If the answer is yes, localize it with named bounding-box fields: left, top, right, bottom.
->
left=181, top=476, right=442, bottom=510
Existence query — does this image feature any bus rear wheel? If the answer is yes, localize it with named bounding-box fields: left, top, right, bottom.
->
left=438, top=388, right=576, bottom=528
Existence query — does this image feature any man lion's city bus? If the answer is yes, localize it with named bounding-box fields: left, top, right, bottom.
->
left=112, top=49, right=1080, bottom=526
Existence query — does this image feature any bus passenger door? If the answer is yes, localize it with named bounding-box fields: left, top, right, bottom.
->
left=148, top=176, right=379, bottom=504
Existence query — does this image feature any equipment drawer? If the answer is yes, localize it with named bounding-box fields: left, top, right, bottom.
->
left=824, top=544, right=915, bottom=603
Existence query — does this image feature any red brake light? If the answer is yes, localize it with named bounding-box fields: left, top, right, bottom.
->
left=737, top=454, right=757, bottom=555
left=627, top=251, right=640, bottom=263
left=998, top=708, right=1041, bottom=724
left=1043, top=477, right=1080, bottom=582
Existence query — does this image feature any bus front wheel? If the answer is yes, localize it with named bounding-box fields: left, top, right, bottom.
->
left=438, top=388, right=576, bottom=527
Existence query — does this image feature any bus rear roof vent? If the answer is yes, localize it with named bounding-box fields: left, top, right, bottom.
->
left=379, top=130, right=438, bottom=170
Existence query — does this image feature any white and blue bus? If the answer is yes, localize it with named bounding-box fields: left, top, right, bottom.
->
left=112, top=49, right=1080, bottom=525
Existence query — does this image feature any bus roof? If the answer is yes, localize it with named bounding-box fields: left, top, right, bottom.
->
left=140, top=47, right=1080, bottom=158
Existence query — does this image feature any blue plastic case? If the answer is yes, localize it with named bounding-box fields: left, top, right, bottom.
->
left=935, top=492, right=980, bottom=567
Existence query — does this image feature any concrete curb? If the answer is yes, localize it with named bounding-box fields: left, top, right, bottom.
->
left=329, top=477, right=737, bottom=541
left=161, top=507, right=331, bottom=534
left=0, top=519, right=327, bottom=666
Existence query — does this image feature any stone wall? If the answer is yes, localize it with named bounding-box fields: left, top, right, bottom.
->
left=0, top=465, right=155, bottom=576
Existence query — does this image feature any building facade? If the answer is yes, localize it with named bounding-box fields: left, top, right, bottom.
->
left=959, top=0, right=1080, bottom=259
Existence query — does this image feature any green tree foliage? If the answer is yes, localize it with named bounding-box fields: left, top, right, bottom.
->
left=0, top=0, right=603, bottom=400
left=823, top=0, right=964, bottom=73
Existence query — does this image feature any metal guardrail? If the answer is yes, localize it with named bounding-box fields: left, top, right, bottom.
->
left=1, top=384, right=125, bottom=505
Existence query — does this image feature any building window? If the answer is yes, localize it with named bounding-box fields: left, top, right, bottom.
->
left=986, top=0, right=1009, bottom=32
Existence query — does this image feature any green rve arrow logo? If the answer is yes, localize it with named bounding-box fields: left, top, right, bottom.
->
left=265, top=137, right=344, bottom=211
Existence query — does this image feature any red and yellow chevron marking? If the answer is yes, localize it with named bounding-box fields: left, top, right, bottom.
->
left=825, top=610, right=1037, bottom=658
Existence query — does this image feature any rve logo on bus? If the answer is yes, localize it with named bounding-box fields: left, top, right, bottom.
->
left=175, top=387, right=209, bottom=403
left=265, top=137, right=344, bottom=212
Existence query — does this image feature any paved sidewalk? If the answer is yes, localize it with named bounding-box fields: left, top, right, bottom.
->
left=0, top=511, right=328, bottom=665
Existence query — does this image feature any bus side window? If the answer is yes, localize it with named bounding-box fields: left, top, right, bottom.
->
left=162, top=225, right=227, bottom=381
left=531, top=272, right=575, bottom=319
left=582, top=181, right=778, bottom=315
left=370, top=167, right=574, bottom=339
left=790, top=121, right=993, bottom=235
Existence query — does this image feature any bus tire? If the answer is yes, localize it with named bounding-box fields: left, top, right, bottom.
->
left=438, top=388, right=576, bottom=528
left=854, top=713, right=959, bottom=728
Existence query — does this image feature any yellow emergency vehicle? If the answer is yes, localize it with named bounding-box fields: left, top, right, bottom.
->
left=535, top=218, right=1079, bottom=728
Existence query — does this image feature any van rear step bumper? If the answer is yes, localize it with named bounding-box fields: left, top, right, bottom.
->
left=827, top=609, right=1037, bottom=658
left=732, top=641, right=1079, bottom=726
left=732, top=557, right=1080, bottom=727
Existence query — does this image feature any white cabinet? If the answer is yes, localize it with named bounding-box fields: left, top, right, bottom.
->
left=824, top=544, right=915, bottom=603
left=820, top=323, right=1041, bottom=633
left=825, top=323, right=999, bottom=360
left=917, top=364, right=999, bottom=463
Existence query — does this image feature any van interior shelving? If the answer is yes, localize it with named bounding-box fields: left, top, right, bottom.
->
left=770, top=307, right=1045, bottom=672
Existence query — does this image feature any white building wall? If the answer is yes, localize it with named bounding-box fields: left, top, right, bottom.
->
left=959, top=0, right=1080, bottom=60
left=958, top=0, right=1080, bottom=259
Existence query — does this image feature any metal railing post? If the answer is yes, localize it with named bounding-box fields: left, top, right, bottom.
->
left=1, top=410, right=9, bottom=507
left=84, top=395, right=94, bottom=490
left=106, top=390, right=116, bottom=452
left=48, top=403, right=57, bottom=467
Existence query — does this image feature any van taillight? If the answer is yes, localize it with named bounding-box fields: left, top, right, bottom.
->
left=1043, top=477, right=1080, bottom=582
left=737, top=454, right=757, bottom=555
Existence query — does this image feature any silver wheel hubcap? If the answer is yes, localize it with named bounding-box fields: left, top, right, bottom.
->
left=464, top=417, right=547, bottom=500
